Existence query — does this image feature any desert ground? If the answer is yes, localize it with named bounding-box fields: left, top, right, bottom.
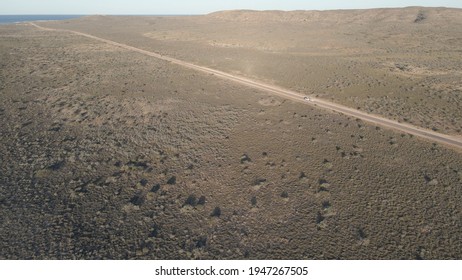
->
left=1, top=7, right=462, bottom=259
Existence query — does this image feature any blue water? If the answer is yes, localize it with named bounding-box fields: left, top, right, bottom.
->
left=0, top=15, right=84, bottom=25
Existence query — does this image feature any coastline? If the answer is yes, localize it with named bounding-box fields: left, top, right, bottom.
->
left=0, top=15, right=85, bottom=25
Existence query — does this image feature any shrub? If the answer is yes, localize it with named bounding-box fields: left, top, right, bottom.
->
left=251, top=196, right=257, bottom=206
left=130, top=191, right=146, bottom=206
left=211, top=206, right=221, bottom=217
left=150, top=184, right=160, bottom=192
left=196, top=236, right=207, bottom=248
left=414, top=11, right=426, bottom=23
left=185, top=195, right=197, bottom=206
left=316, top=211, right=325, bottom=224
left=197, top=195, right=206, bottom=205
left=167, top=176, right=176, bottom=185
left=357, top=227, right=367, bottom=240
left=149, top=224, right=159, bottom=237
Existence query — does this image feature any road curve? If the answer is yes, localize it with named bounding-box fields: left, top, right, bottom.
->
left=30, top=22, right=462, bottom=151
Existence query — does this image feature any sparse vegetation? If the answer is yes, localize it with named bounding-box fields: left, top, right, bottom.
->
left=1, top=9, right=462, bottom=260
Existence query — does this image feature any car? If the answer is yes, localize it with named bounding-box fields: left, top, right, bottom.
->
left=303, top=96, right=311, bottom=101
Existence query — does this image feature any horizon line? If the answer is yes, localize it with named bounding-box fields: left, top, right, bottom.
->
left=1, top=6, right=461, bottom=16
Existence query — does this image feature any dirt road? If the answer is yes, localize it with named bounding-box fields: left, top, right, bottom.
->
left=29, top=22, right=462, bottom=151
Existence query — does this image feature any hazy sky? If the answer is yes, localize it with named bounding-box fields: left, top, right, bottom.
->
left=2, top=0, right=462, bottom=15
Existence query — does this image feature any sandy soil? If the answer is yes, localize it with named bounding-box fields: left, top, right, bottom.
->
left=1, top=8, right=462, bottom=259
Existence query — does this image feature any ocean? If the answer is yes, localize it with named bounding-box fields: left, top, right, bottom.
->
left=0, top=15, right=84, bottom=25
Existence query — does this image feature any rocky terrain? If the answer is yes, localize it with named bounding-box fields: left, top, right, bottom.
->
left=1, top=8, right=462, bottom=259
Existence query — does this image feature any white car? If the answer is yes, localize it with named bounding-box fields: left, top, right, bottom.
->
left=303, top=96, right=311, bottom=101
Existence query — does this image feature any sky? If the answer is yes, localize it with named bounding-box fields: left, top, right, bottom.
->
left=1, top=0, right=462, bottom=15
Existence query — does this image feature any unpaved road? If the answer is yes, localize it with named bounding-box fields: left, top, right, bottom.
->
left=30, top=22, right=462, bottom=151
